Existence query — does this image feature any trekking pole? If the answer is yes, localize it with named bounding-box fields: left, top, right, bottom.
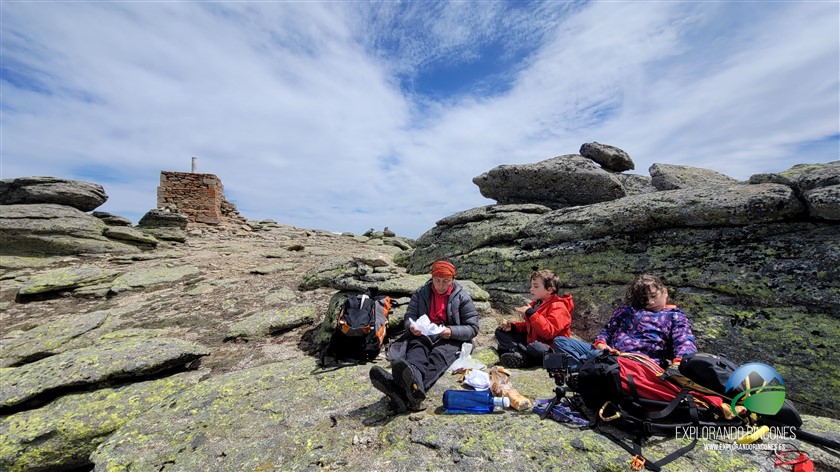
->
left=793, top=428, right=840, bottom=452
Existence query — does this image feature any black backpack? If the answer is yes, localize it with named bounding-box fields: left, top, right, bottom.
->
left=572, top=352, right=746, bottom=472
left=320, top=290, right=390, bottom=366
left=571, top=352, right=830, bottom=471
left=676, top=352, right=803, bottom=429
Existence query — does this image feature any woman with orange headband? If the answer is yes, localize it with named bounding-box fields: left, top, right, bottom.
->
left=370, top=259, right=479, bottom=413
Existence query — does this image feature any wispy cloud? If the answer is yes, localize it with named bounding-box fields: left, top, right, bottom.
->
left=2, top=1, right=837, bottom=238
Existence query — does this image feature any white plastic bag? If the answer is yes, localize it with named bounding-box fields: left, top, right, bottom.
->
left=448, top=342, right=486, bottom=373
left=463, top=369, right=490, bottom=390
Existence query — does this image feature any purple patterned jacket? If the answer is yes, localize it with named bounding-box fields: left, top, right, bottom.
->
left=594, top=304, right=697, bottom=362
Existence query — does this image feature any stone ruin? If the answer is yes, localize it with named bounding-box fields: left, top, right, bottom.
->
left=156, top=171, right=246, bottom=227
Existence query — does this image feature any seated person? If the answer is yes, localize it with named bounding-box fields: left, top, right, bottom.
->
left=369, top=260, right=479, bottom=413
left=495, top=269, right=574, bottom=368
left=553, top=274, right=696, bottom=371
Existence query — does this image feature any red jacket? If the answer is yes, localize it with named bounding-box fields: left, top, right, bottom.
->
left=512, top=293, right=574, bottom=344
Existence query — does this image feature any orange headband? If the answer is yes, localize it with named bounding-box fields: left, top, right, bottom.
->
left=431, top=261, right=456, bottom=279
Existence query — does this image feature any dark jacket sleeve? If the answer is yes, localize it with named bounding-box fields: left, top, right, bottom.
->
left=447, top=287, right=479, bottom=342
left=403, top=283, right=430, bottom=332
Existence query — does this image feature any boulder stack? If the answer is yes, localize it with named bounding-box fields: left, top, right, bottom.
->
left=0, top=177, right=147, bottom=256
left=0, top=176, right=107, bottom=211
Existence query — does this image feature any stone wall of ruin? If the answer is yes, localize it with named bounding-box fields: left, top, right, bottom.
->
left=156, top=171, right=224, bottom=224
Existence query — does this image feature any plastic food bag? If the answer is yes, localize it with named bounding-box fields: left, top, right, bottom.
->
left=448, top=343, right=486, bottom=373
left=463, top=369, right=491, bottom=390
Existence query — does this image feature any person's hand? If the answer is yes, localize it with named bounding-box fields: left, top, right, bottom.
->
left=409, top=325, right=422, bottom=336
left=514, top=305, right=529, bottom=316
left=440, top=327, right=452, bottom=339
left=499, top=320, right=512, bottom=331
left=594, top=341, right=617, bottom=353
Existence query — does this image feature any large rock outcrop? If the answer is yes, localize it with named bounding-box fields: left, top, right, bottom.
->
left=0, top=177, right=107, bottom=211
left=472, top=155, right=627, bottom=208
left=0, top=176, right=164, bottom=256
left=0, top=204, right=141, bottom=256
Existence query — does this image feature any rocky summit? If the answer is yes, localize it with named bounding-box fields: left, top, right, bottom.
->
left=1, top=150, right=839, bottom=472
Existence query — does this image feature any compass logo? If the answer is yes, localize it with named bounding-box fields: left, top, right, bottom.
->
left=725, top=362, right=786, bottom=415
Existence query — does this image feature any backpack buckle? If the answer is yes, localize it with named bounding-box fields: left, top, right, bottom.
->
left=630, top=455, right=646, bottom=471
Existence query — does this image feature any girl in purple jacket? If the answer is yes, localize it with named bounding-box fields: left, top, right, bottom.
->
left=554, top=274, right=697, bottom=370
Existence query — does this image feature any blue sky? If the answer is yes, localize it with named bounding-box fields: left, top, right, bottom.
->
left=1, top=1, right=838, bottom=239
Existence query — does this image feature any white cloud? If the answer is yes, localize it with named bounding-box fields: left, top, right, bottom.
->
left=2, top=2, right=837, bottom=238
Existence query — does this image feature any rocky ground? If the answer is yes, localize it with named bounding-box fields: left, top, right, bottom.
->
left=2, top=224, right=839, bottom=471
left=1, top=225, right=395, bottom=374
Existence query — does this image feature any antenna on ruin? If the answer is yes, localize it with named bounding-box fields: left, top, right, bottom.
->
left=191, top=156, right=198, bottom=173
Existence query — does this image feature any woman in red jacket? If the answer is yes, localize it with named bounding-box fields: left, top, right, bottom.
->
left=496, top=269, right=574, bottom=368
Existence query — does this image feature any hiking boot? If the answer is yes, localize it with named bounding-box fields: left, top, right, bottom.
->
left=393, top=360, right=425, bottom=411
left=369, top=366, right=407, bottom=414
left=500, top=351, right=526, bottom=369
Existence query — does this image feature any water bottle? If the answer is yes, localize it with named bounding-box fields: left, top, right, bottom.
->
left=442, top=389, right=510, bottom=414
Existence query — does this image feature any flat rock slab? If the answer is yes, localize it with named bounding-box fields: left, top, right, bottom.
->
left=103, top=226, right=158, bottom=245
left=90, top=359, right=382, bottom=471
left=110, top=265, right=200, bottom=293
left=265, top=287, right=298, bottom=305
left=250, top=262, right=296, bottom=275
left=0, top=256, right=59, bottom=271
left=0, top=311, right=108, bottom=367
left=226, top=303, right=316, bottom=339
left=0, top=204, right=140, bottom=256
left=109, top=252, right=181, bottom=264
left=750, top=161, right=840, bottom=192
left=524, top=183, right=805, bottom=247
left=138, top=227, right=187, bottom=243
left=91, top=211, right=133, bottom=227
left=0, top=338, right=209, bottom=409
left=0, top=370, right=204, bottom=472
left=17, top=266, right=122, bottom=295
left=650, top=163, right=739, bottom=190
left=298, top=259, right=356, bottom=291
left=0, top=177, right=107, bottom=211
left=804, top=184, right=840, bottom=220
